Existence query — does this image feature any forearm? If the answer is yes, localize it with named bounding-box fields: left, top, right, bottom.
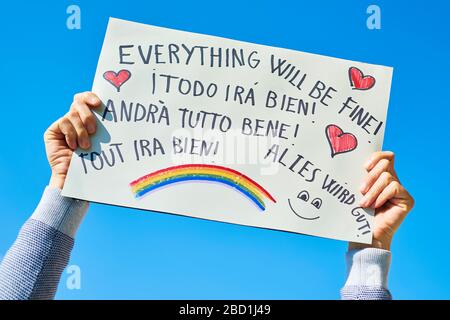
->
left=340, top=248, right=392, bottom=300
left=0, top=187, right=88, bottom=300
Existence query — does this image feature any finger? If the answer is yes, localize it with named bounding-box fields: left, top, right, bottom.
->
left=44, top=118, right=63, bottom=141
left=67, top=112, right=91, bottom=149
left=360, top=171, right=394, bottom=208
left=373, top=180, right=402, bottom=209
left=360, top=158, right=391, bottom=194
left=58, top=117, right=78, bottom=150
left=71, top=101, right=97, bottom=134
left=364, top=151, right=394, bottom=171
left=74, top=91, right=102, bottom=109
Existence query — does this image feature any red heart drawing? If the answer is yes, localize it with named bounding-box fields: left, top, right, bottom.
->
left=103, top=69, right=131, bottom=92
left=325, top=124, right=358, bottom=157
left=348, top=67, right=375, bottom=90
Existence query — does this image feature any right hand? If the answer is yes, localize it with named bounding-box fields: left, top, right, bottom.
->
left=349, top=151, right=414, bottom=251
left=44, top=92, right=101, bottom=190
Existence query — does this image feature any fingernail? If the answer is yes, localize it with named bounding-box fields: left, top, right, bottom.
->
left=359, top=196, right=367, bottom=207
left=360, top=183, right=367, bottom=193
left=87, top=123, right=95, bottom=134
left=90, top=96, right=99, bottom=105
left=82, top=138, right=90, bottom=149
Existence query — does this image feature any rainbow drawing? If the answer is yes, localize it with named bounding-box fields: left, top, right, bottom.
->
left=129, top=164, right=276, bottom=211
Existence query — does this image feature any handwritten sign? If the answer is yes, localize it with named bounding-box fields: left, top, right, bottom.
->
left=62, top=18, right=393, bottom=243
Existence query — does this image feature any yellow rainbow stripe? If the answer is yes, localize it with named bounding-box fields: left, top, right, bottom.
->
left=129, top=164, right=276, bottom=211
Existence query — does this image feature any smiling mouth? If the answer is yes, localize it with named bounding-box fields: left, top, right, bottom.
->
left=288, top=198, right=320, bottom=221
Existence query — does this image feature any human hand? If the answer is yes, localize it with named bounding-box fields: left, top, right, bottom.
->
left=44, top=92, right=101, bottom=190
left=349, top=151, right=414, bottom=251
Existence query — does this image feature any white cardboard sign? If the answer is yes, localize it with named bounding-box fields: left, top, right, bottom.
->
left=62, top=18, right=393, bottom=243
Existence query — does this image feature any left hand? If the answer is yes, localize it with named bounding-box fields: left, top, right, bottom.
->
left=44, top=92, right=101, bottom=190
left=349, top=151, right=414, bottom=251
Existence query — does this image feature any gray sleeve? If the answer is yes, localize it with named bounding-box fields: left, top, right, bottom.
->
left=0, top=187, right=88, bottom=300
left=340, top=248, right=392, bottom=300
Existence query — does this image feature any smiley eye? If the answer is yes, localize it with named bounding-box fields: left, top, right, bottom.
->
left=311, top=198, right=322, bottom=209
left=297, top=190, right=310, bottom=202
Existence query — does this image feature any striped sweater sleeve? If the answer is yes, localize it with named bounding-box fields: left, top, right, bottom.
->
left=0, top=187, right=88, bottom=300
left=340, top=248, right=393, bottom=300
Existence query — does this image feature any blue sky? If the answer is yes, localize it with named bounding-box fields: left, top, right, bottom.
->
left=0, top=0, right=449, bottom=299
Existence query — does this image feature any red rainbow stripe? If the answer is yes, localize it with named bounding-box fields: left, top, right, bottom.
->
left=129, top=164, right=276, bottom=210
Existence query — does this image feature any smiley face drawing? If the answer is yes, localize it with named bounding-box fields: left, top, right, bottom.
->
left=288, top=190, right=322, bottom=220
